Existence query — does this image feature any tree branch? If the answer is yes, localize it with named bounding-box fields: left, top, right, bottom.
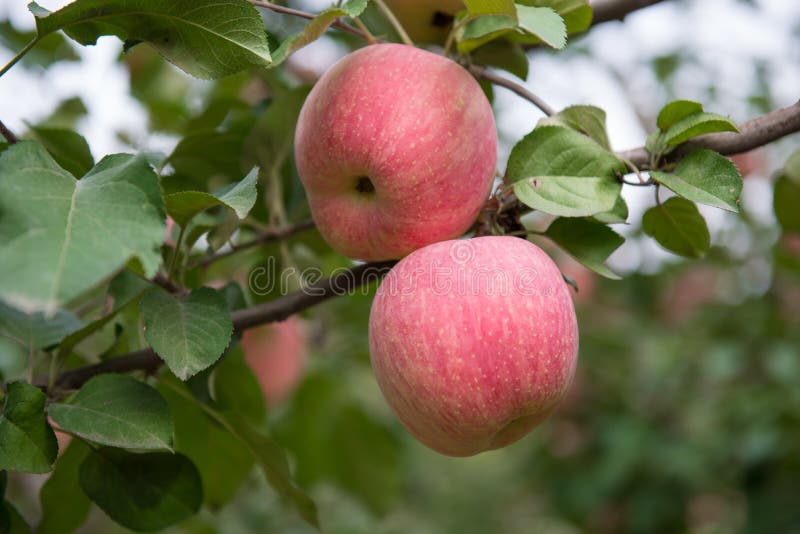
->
left=188, top=219, right=315, bottom=270
left=590, top=0, right=668, bottom=25
left=469, top=65, right=555, bottom=116
left=46, top=260, right=396, bottom=391
left=0, top=120, right=18, bottom=144
left=617, top=100, right=800, bottom=167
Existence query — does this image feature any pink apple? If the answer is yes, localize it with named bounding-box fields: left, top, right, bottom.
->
left=369, top=236, right=579, bottom=456
left=241, top=317, right=307, bottom=406
left=382, top=0, right=464, bottom=43
left=730, top=149, right=765, bottom=178
left=294, top=43, right=497, bottom=261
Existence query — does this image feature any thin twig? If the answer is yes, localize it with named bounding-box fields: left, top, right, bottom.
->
left=469, top=65, right=556, bottom=116
left=250, top=0, right=369, bottom=40
left=0, top=39, right=37, bottom=78
left=188, top=220, right=315, bottom=270
left=0, top=120, right=19, bottom=144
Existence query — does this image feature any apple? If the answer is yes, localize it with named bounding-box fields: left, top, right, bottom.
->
left=382, top=0, right=464, bottom=44
left=730, top=149, right=765, bottom=178
left=241, top=317, right=307, bottom=406
left=369, top=236, right=579, bottom=456
left=294, top=43, right=497, bottom=261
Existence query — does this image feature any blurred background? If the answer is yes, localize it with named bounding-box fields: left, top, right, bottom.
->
left=2, top=0, right=800, bottom=532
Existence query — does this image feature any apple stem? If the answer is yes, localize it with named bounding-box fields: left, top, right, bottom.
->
left=350, top=17, right=379, bottom=45
left=373, top=0, right=414, bottom=47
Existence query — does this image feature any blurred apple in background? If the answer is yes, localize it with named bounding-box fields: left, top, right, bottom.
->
left=241, top=317, right=307, bottom=406
left=294, top=43, right=497, bottom=261
left=369, top=236, right=579, bottom=456
left=48, top=417, right=72, bottom=457
left=382, top=0, right=464, bottom=43
left=730, top=149, right=766, bottom=178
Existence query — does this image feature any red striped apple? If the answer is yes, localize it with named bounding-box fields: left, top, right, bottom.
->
left=241, top=317, right=307, bottom=406
left=369, top=236, right=579, bottom=456
left=294, top=43, right=497, bottom=261
left=383, top=0, right=464, bottom=43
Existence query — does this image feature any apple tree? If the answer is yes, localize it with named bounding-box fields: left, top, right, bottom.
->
left=0, top=0, right=799, bottom=532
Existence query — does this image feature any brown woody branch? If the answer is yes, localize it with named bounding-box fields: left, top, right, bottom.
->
left=469, top=65, right=555, bottom=116
left=0, top=120, right=18, bottom=144
left=590, top=0, right=668, bottom=25
left=188, top=219, right=315, bottom=270
left=617, top=101, right=800, bottom=168
left=46, top=261, right=396, bottom=391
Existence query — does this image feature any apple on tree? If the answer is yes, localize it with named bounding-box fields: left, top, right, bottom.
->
left=294, top=43, right=497, bottom=261
left=241, top=317, right=307, bottom=406
left=369, top=236, right=579, bottom=456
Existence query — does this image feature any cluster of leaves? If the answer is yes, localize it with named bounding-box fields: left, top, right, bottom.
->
left=505, top=100, right=742, bottom=277
left=0, top=0, right=789, bottom=532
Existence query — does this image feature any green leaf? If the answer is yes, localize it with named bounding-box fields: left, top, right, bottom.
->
left=515, top=5, right=567, bottom=49
left=166, top=130, right=246, bottom=182
left=458, top=15, right=517, bottom=53
left=663, top=112, right=739, bottom=146
left=57, top=270, right=151, bottom=360
left=141, top=287, right=233, bottom=380
left=651, top=149, right=743, bottom=212
left=1, top=501, right=31, bottom=534
left=514, top=176, right=621, bottom=217
left=544, top=217, right=624, bottom=279
left=270, top=0, right=368, bottom=67
left=774, top=150, right=800, bottom=233
left=79, top=448, right=202, bottom=532
left=277, top=374, right=403, bottom=515
left=470, top=39, right=529, bottom=80
left=48, top=374, right=174, bottom=451
left=38, top=440, right=92, bottom=534
left=507, top=126, right=623, bottom=216
left=0, top=142, right=165, bottom=313
left=26, top=127, right=94, bottom=178
left=0, top=381, right=57, bottom=473
left=642, top=197, right=710, bottom=258
left=164, top=167, right=258, bottom=227
left=657, top=100, right=703, bottom=130
left=39, top=97, right=88, bottom=130
left=593, top=195, right=629, bottom=224
left=539, top=105, right=610, bottom=149
left=158, top=376, right=318, bottom=527
left=225, top=414, right=319, bottom=527
left=508, top=126, right=623, bottom=183
left=0, top=302, right=81, bottom=350
left=211, top=348, right=266, bottom=425
left=157, top=376, right=254, bottom=508
left=520, top=0, right=591, bottom=34
left=464, top=0, right=517, bottom=16
left=30, top=0, right=272, bottom=79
